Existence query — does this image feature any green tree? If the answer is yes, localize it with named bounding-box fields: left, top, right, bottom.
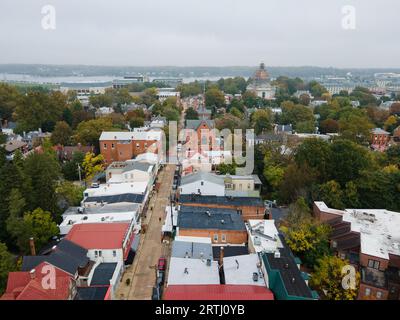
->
left=23, top=152, right=61, bottom=214
left=310, top=255, right=359, bottom=300
left=56, top=181, right=85, bottom=208
left=185, top=107, right=199, bottom=121
left=129, top=118, right=145, bottom=129
left=0, top=242, right=16, bottom=294
left=328, top=139, right=371, bottom=186
left=62, top=151, right=85, bottom=181
left=338, top=112, right=374, bottom=144
left=74, top=117, right=114, bottom=150
left=7, top=208, right=59, bottom=254
left=318, top=180, right=344, bottom=209
left=205, top=88, right=225, bottom=108
left=50, top=121, right=73, bottom=146
left=295, top=138, right=332, bottom=182
left=0, top=83, right=22, bottom=121
left=251, top=109, right=272, bottom=135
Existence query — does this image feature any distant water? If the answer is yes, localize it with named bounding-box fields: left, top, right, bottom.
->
left=0, top=73, right=238, bottom=85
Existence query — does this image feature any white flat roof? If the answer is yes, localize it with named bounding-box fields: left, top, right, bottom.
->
left=223, top=254, right=265, bottom=286
left=315, top=201, right=400, bottom=260
left=60, top=212, right=135, bottom=228
left=63, top=203, right=139, bottom=217
left=99, top=130, right=162, bottom=141
left=246, top=220, right=283, bottom=253
left=343, top=208, right=400, bottom=259
left=84, top=182, right=148, bottom=197
left=167, top=257, right=220, bottom=285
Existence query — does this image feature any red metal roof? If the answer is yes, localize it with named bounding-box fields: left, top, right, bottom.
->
left=164, top=285, right=274, bottom=300
left=66, top=223, right=130, bottom=250
left=1, top=262, right=73, bottom=300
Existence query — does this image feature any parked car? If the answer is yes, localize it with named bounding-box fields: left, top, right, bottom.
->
left=158, top=257, right=167, bottom=272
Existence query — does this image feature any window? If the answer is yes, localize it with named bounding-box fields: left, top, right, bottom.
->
left=213, top=234, right=218, bottom=242
left=111, top=143, right=115, bottom=149
left=136, top=143, right=140, bottom=148
left=221, top=234, right=226, bottom=242
left=103, top=143, right=107, bottom=149
left=98, top=251, right=102, bottom=257
left=376, top=291, right=382, bottom=299
left=201, top=181, right=204, bottom=186
left=368, top=259, right=380, bottom=270
left=365, top=288, right=371, bottom=296
left=94, top=250, right=98, bottom=258
left=113, top=250, right=117, bottom=257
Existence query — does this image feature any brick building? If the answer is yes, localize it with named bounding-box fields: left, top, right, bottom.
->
left=176, top=206, right=247, bottom=245
left=370, top=128, right=391, bottom=151
left=99, top=130, right=162, bottom=164
left=313, top=201, right=400, bottom=300
left=178, top=194, right=268, bottom=221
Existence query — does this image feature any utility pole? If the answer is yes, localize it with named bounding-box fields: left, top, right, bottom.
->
left=77, top=163, right=82, bottom=186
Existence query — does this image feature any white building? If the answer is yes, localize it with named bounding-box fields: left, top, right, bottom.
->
left=246, top=63, right=276, bottom=100
left=223, top=254, right=266, bottom=286
left=167, top=257, right=220, bottom=286
left=105, top=160, right=157, bottom=186
left=246, top=220, right=283, bottom=254
left=179, top=172, right=225, bottom=196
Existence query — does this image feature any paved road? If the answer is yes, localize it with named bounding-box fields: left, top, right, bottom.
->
left=116, top=164, right=176, bottom=300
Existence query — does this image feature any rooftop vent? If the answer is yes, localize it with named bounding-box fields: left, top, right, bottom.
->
left=206, top=259, right=212, bottom=267
left=206, top=210, right=211, bottom=217
left=274, top=251, right=281, bottom=259
left=221, top=219, right=225, bottom=224
left=291, top=277, right=296, bottom=284
left=253, top=272, right=259, bottom=282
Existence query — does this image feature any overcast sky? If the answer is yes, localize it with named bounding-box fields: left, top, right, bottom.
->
left=0, top=0, right=399, bottom=67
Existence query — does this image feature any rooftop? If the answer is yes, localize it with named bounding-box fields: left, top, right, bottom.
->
left=108, top=161, right=153, bottom=173
left=223, top=254, right=265, bottom=286
left=246, top=220, right=283, bottom=253
left=164, top=285, right=274, bottom=300
left=2, top=262, right=72, bottom=300
left=186, top=119, right=215, bottom=131
left=179, top=194, right=264, bottom=207
left=99, top=130, right=162, bottom=141
left=167, top=257, right=220, bottom=285
left=84, top=182, right=148, bottom=198
left=21, top=239, right=89, bottom=276
left=84, top=193, right=145, bottom=205
left=63, top=203, right=140, bottom=217
left=75, top=286, right=109, bottom=300
left=212, top=246, right=249, bottom=260
left=172, top=236, right=213, bottom=260
left=90, top=263, right=118, bottom=286
left=371, top=128, right=390, bottom=135
left=181, top=171, right=224, bottom=187
left=65, top=223, right=130, bottom=250
left=178, top=206, right=246, bottom=231
left=315, top=201, right=400, bottom=260
left=262, top=235, right=314, bottom=299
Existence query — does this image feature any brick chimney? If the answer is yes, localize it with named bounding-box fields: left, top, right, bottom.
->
left=29, top=237, right=36, bottom=256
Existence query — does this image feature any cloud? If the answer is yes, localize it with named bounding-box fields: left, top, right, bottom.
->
left=0, top=0, right=399, bottom=67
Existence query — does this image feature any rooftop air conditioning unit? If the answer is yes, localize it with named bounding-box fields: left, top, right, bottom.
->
left=254, top=236, right=261, bottom=246
left=206, top=259, right=212, bottom=267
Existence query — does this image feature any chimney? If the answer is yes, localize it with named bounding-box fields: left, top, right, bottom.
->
left=29, top=237, right=36, bottom=256
left=219, top=246, right=224, bottom=267
left=29, top=269, right=36, bottom=279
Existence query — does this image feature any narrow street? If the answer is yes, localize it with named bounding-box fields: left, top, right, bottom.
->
left=116, top=164, right=176, bottom=300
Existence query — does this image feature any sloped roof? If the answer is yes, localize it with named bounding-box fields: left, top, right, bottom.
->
left=181, top=171, right=224, bottom=186
left=21, top=239, right=89, bottom=276
left=186, top=120, right=215, bottom=130
left=164, top=285, right=274, bottom=300
left=75, top=286, right=109, bottom=300
left=66, top=223, right=130, bottom=250
left=90, top=263, right=117, bottom=286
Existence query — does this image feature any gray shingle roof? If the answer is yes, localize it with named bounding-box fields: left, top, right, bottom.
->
left=21, top=239, right=89, bottom=276
left=90, top=263, right=117, bottom=286
left=179, top=194, right=264, bottom=207
left=181, top=172, right=224, bottom=186
left=172, top=240, right=213, bottom=260
left=178, top=206, right=246, bottom=231
left=85, top=193, right=145, bottom=204
left=186, top=120, right=215, bottom=130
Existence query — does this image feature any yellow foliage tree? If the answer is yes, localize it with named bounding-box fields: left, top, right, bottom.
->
left=82, top=152, right=105, bottom=183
